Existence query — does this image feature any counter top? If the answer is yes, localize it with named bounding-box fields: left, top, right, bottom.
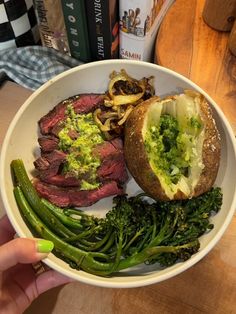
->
left=155, top=0, right=236, bottom=135
left=0, top=79, right=236, bottom=313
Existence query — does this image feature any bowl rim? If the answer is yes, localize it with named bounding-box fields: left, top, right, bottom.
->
left=1, top=59, right=236, bottom=288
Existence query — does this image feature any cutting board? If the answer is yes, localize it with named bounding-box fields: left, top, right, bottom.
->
left=155, top=0, right=236, bottom=134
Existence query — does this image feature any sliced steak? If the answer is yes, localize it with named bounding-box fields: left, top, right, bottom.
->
left=110, top=137, right=123, bottom=150
left=38, top=135, right=59, bottom=153
left=40, top=157, right=128, bottom=187
left=50, top=122, right=64, bottom=137
left=94, top=138, right=128, bottom=184
left=35, top=137, right=128, bottom=187
left=33, top=156, right=49, bottom=171
left=40, top=174, right=81, bottom=187
left=93, top=138, right=123, bottom=161
left=35, top=93, right=128, bottom=207
left=34, top=180, right=124, bottom=207
left=43, top=150, right=66, bottom=164
left=97, top=157, right=128, bottom=184
left=39, top=94, right=104, bottom=135
left=34, top=150, right=66, bottom=178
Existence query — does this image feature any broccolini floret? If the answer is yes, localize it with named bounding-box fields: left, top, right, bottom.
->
left=12, top=159, right=223, bottom=276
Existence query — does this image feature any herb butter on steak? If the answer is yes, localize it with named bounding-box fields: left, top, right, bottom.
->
left=34, top=94, right=128, bottom=207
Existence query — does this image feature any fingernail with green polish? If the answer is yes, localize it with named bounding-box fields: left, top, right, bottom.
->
left=37, top=239, right=54, bottom=253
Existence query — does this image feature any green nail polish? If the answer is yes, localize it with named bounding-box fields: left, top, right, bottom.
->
left=37, top=239, right=54, bottom=253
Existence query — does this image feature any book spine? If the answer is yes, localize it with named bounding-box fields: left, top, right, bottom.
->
left=85, top=0, right=119, bottom=60
left=119, top=0, right=175, bottom=62
left=33, top=0, right=70, bottom=54
left=61, top=0, right=91, bottom=62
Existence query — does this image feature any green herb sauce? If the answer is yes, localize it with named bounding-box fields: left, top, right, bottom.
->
left=145, top=114, right=202, bottom=185
left=58, top=105, right=104, bottom=190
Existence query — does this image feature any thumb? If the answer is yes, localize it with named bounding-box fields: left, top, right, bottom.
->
left=0, top=238, right=54, bottom=272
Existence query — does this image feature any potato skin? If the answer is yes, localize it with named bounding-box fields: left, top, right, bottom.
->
left=193, top=93, right=221, bottom=197
left=124, top=93, right=221, bottom=201
left=124, top=96, right=169, bottom=200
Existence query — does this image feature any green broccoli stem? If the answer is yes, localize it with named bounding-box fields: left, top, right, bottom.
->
left=13, top=185, right=201, bottom=277
left=123, top=228, right=144, bottom=253
left=76, top=228, right=113, bottom=251
left=65, top=226, right=113, bottom=252
left=148, top=215, right=172, bottom=247
left=42, top=198, right=98, bottom=228
left=87, top=240, right=200, bottom=276
left=64, top=208, right=98, bottom=220
left=117, top=241, right=199, bottom=271
left=150, top=210, right=157, bottom=242
left=41, top=198, right=84, bottom=230
left=63, top=226, right=97, bottom=242
left=11, top=159, right=220, bottom=277
left=99, top=232, right=115, bottom=253
left=109, top=231, right=124, bottom=273
left=136, top=227, right=153, bottom=252
left=13, top=186, right=113, bottom=272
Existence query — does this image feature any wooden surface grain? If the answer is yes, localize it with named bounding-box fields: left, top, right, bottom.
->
left=202, top=0, right=236, bottom=31
left=0, top=80, right=236, bottom=314
left=155, top=0, right=236, bottom=134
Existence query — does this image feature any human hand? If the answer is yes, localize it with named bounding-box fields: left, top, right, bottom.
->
left=0, top=215, right=73, bottom=314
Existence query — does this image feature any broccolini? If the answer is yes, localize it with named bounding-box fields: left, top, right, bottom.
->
left=11, top=159, right=222, bottom=276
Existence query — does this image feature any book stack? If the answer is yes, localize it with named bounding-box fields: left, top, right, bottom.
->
left=34, top=0, right=174, bottom=62
left=62, top=0, right=119, bottom=62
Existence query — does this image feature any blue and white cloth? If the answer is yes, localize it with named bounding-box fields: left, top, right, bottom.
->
left=0, top=45, right=83, bottom=90
left=0, top=1, right=83, bottom=90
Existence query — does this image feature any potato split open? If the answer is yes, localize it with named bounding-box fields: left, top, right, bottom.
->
left=124, top=90, right=221, bottom=201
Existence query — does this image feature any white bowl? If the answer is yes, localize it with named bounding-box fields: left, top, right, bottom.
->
left=1, top=60, right=236, bottom=288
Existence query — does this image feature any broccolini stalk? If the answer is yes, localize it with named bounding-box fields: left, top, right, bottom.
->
left=11, top=159, right=223, bottom=276
left=13, top=186, right=114, bottom=272
left=41, top=198, right=84, bottom=230
left=117, top=240, right=200, bottom=271
left=13, top=186, right=199, bottom=276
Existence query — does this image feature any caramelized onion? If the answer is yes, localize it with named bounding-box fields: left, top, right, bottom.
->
left=94, top=69, right=155, bottom=139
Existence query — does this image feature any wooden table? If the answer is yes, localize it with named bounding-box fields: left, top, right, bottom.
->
left=155, top=0, right=236, bottom=135
left=0, top=77, right=236, bottom=313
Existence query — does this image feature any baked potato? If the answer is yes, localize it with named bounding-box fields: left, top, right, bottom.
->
left=124, top=90, right=221, bottom=201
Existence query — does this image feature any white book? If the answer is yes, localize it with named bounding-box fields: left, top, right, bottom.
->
left=119, top=0, right=175, bottom=62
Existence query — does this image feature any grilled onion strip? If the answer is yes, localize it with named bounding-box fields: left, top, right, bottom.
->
left=94, top=70, right=154, bottom=138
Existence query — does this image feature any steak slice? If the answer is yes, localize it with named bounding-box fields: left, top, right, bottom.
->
left=34, top=150, right=66, bottom=178
left=109, top=137, right=123, bottom=150
left=35, top=137, right=128, bottom=187
left=34, top=180, right=124, bottom=207
left=39, top=157, right=128, bottom=187
left=94, top=138, right=128, bottom=184
left=93, top=138, right=123, bottom=161
left=40, top=174, right=81, bottom=187
left=39, top=94, right=104, bottom=135
left=38, top=135, right=59, bottom=153
left=97, top=157, right=128, bottom=184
